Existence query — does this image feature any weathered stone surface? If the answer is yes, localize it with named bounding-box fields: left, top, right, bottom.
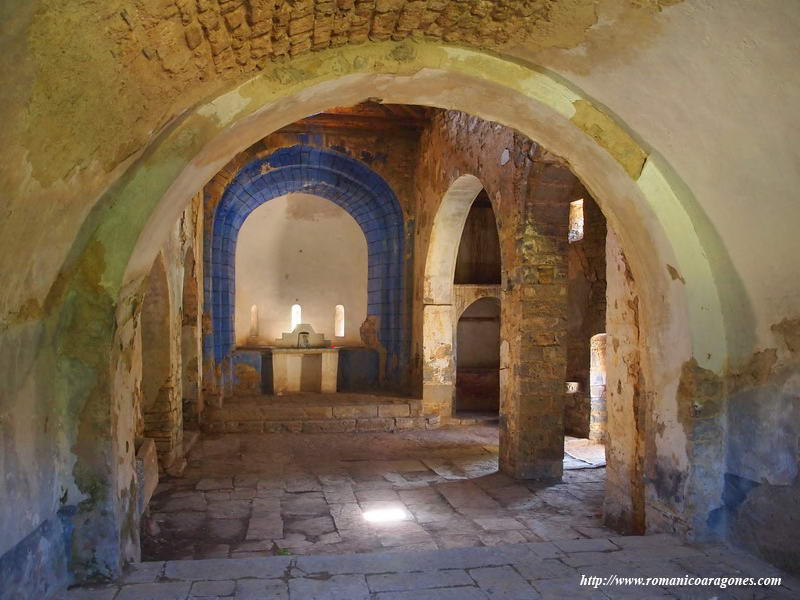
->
left=282, top=493, right=329, bottom=516
left=473, top=517, right=525, bottom=531
left=333, top=405, right=378, bottom=418
left=289, top=574, right=370, bottom=600
left=144, top=428, right=613, bottom=562
left=469, top=565, right=537, bottom=599
left=366, top=569, right=472, bottom=592
left=356, top=418, right=396, bottom=432
left=247, top=516, right=284, bottom=540
left=207, top=499, right=251, bottom=519
left=286, top=516, right=336, bottom=537
left=190, top=579, right=235, bottom=596
left=235, top=579, right=289, bottom=600
left=165, top=556, right=292, bottom=580
left=71, top=535, right=800, bottom=599
left=196, top=478, right=234, bottom=491
left=378, top=404, right=410, bottom=418
left=303, top=419, right=357, bottom=433
left=115, top=582, right=191, bottom=600
left=207, top=518, right=247, bottom=542
left=120, top=561, right=165, bottom=584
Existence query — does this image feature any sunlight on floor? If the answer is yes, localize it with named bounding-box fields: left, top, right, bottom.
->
left=362, top=506, right=407, bottom=523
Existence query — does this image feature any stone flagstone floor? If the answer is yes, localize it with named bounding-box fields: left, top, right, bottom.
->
left=62, top=535, right=799, bottom=599
left=62, top=426, right=799, bottom=599
left=142, top=425, right=610, bottom=561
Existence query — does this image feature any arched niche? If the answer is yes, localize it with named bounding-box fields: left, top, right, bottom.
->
left=454, top=190, right=501, bottom=285
left=140, top=253, right=181, bottom=467
left=233, top=194, right=367, bottom=348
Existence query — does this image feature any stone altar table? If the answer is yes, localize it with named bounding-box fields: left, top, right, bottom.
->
left=271, top=324, right=339, bottom=394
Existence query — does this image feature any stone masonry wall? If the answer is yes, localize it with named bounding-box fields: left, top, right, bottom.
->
left=414, top=111, right=589, bottom=480
left=137, top=196, right=204, bottom=476
left=159, top=0, right=600, bottom=74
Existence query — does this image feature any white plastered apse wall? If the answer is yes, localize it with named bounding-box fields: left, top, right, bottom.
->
left=523, top=0, right=800, bottom=360
left=234, top=193, right=367, bottom=346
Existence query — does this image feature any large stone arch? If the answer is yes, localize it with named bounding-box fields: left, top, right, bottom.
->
left=423, top=174, right=485, bottom=305
left=45, top=42, right=733, bottom=580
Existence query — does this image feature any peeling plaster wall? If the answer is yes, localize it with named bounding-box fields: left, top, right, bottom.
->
left=604, top=229, right=645, bottom=534
left=722, top=342, right=800, bottom=573
left=0, top=191, right=202, bottom=596
left=525, top=0, right=800, bottom=365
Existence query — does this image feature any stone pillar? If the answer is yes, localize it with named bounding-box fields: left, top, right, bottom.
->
left=589, top=333, right=608, bottom=441
left=604, top=229, right=646, bottom=533
left=499, top=155, right=571, bottom=481
left=421, top=304, right=455, bottom=416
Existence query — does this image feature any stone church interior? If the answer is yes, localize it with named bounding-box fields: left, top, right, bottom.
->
left=1, top=1, right=799, bottom=599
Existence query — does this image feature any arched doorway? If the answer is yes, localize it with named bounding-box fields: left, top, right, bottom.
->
left=455, top=297, right=501, bottom=415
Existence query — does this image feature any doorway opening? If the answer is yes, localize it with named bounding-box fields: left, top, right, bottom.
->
left=455, top=297, right=501, bottom=419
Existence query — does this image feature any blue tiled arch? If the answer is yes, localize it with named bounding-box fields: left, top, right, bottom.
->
left=205, top=145, right=405, bottom=387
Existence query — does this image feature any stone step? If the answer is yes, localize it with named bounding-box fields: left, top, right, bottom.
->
left=444, top=411, right=500, bottom=426
left=202, top=394, right=438, bottom=434
left=62, top=535, right=796, bottom=600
